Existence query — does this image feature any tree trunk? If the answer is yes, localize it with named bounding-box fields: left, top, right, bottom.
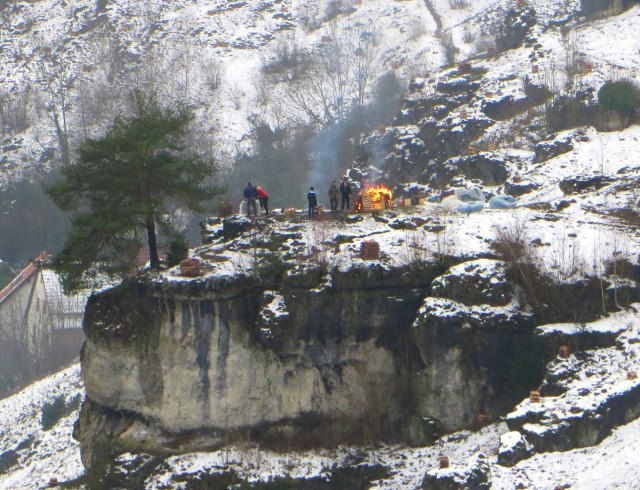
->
left=53, top=111, right=71, bottom=166
left=146, top=217, right=160, bottom=269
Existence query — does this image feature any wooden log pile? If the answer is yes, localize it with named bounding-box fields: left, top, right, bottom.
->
left=360, top=240, right=380, bottom=260
left=180, top=258, right=202, bottom=277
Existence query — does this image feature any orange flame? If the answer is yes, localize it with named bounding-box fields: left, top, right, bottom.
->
left=354, top=184, right=393, bottom=212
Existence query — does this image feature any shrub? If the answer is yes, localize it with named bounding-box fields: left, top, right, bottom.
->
left=166, top=234, right=189, bottom=268
left=598, top=80, right=639, bottom=116
left=41, top=395, right=67, bottom=430
left=41, top=393, right=81, bottom=431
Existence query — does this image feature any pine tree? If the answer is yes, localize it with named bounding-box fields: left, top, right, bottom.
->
left=47, top=90, right=219, bottom=293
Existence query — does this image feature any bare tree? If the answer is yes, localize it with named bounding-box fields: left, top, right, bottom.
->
left=0, top=291, right=53, bottom=394
left=36, top=58, right=76, bottom=165
left=286, top=28, right=377, bottom=127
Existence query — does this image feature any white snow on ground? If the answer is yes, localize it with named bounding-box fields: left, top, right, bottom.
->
left=0, top=363, right=83, bottom=490
left=2, top=0, right=640, bottom=488
left=537, top=307, right=637, bottom=335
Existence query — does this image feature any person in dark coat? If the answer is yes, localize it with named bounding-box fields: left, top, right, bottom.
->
left=328, top=180, right=339, bottom=213
left=339, top=176, right=352, bottom=212
left=243, top=181, right=258, bottom=217
left=256, top=186, right=269, bottom=214
left=307, top=186, right=318, bottom=218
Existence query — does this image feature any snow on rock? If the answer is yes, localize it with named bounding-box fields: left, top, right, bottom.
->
left=422, top=452, right=491, bottom=490
left=431, top=258, right=511, bottom=307
left=497, top=430, right=532, bottom=467
left=506, top=308, right=640, bottom=454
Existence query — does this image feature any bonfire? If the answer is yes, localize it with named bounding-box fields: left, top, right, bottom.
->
left=354, top=184, right=393, bottom=212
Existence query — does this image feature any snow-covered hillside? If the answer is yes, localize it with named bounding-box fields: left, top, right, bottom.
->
left=0, top=364, right=83, bottom=489
left=0, top=0, right=450, bottom=183
left=2, top=0, right=640, bottom=488
left=0, top=0, right=619, bottom=185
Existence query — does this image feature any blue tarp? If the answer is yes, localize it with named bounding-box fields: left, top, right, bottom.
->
left=458, top=201, right=485, bottom=213
left=456, top=188, right=485, bottom=202
left=489, top=195, right=518, bottom=209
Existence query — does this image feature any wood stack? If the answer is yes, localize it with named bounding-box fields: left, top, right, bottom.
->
left=360, top=240, right=380, bottom=260
left=457, top=62, right=472, bottom=74
left=284, top=208, right=297, bottom=216
left=361, top=195, right=375, bottom=212
left=439, top=456, right=449, bottom=468
left=559, top=345, right=571, bottom=358
left=627, top=371, right=638, bottom=380
left=180, top=258, right=201, bottom=277
left=529, top=390, right=541, bottom=403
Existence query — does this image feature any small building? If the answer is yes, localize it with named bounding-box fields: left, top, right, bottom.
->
left=0, top=252, right=88, bottom=394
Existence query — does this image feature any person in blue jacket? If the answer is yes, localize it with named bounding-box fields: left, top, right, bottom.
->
left=307, top=186, right=318, bottom=218
left=243, top=182, right=258, bottom=217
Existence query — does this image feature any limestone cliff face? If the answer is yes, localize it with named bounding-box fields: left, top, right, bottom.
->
left=76, top=260, right=540, bottom=472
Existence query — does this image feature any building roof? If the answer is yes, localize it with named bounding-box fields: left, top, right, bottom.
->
left=41, top=269, right=89, bottom=329
left=0, top=253, right=88, bottom=329
left=0, top=262, right=38, bottom=307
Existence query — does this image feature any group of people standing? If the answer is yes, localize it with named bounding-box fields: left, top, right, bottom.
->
left=308, top=176, right=352, bottom=217
left=242, top=176, right=353, bottom=219
left=243, top=182, right=269, bottom=217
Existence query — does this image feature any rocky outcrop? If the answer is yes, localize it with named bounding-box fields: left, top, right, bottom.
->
left=355, top=68, right=491, bottom=185
left=504, top=180, right=541, bottom=197
left=559, top=175, right=614, bottom=194
left=431, top=259, right=511, bottom=307
left=76, top=256, right=542, bottom=476
left=498, top=431, right=532, bottom=467
left=580, top=0, right=639, bottom=18
left=422, top=453, right=491, bottom=490
left=479, top=81, right=550, bottom=122
left=534, top=135, right=574, bottom=162
left=504, top=312, right=640, bottom=456
left=421, top=153, right=509, bottom=188
left=495, top=5, right=537, bottom=52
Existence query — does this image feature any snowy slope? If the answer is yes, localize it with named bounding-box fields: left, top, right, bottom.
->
left=0, top=364, right=83, bottom=489
left=0, top=0, right=451, bottom=183
left=2, top=0, right=640, bottom=488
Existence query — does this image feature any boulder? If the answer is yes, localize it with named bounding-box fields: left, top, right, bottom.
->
left=559, top=175, right=614, bottom=194
left=534, top=136, right=574, bottom=162
left=504, top=181, right=541, bottom=197
left=495, top=5, right=537, bottom=52
left=580, top=0, right=639, bottom=18
left=431, top=259, right=511, bottom=307
left=422, top=453, right=491, bottom=490
left=497, top=431, right=533, bottom=467
left=222, top=215, right=253, bottom=241
left=440, top=154, right=509, bottom=187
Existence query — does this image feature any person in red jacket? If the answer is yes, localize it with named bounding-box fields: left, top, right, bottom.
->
left=256, top=186, right=269, bottom=215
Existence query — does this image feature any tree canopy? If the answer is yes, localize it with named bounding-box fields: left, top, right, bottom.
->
left=598, top=80, right=639, bottom=116
left=47, top=91, right=219, bottom=293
